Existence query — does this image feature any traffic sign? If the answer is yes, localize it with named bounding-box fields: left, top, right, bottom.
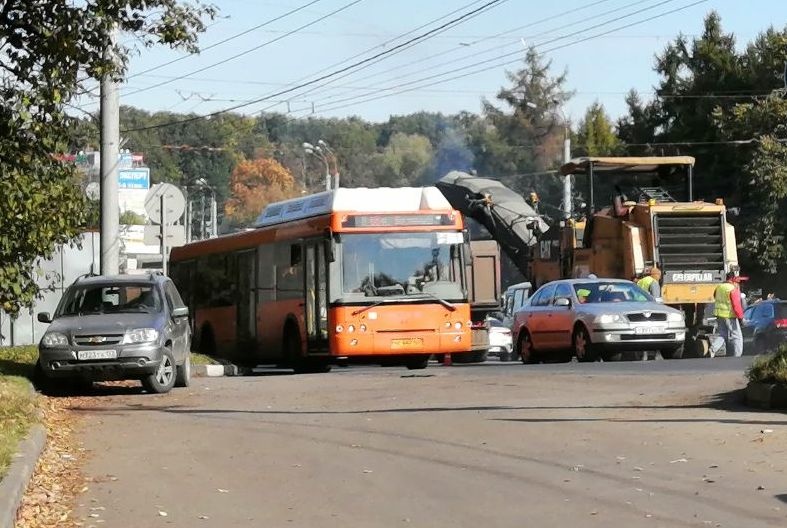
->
left=144, top=183, right=185, bottom=224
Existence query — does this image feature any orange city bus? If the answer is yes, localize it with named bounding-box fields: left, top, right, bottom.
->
left=168, top=186, right=472, bottom=372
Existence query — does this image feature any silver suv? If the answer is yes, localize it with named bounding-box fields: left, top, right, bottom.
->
left=37, top=273, right=191, bottom=394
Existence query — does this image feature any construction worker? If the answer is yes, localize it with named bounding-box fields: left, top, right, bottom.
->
left=637, top=267, right=662, bottom=299
left=714, top=271, right=745, bottom=357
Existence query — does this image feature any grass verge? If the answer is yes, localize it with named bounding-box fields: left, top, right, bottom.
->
left=747, top=344, right=787, bottom=385
left=191, top=352, right=220, bottom=365
left=0, top=345, right=40, bottom=479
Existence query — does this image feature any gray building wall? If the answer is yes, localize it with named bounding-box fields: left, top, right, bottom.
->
left=0, top=233, right=100, bottom=347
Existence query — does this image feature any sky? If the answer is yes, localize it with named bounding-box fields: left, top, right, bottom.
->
left=84, top=0, right=787, bottom=125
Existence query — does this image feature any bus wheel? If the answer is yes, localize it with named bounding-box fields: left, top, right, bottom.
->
left=405, top=356, right=429, bottom=370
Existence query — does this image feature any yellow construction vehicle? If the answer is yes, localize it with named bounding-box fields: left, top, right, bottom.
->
left=532, top=156, right=738, bottom=357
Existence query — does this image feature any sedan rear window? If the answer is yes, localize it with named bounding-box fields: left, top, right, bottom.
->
left=573, top=282, right=652, bottom=304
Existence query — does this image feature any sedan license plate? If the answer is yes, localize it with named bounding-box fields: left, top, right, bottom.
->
left=390, top=338, right=424, bottom=350
left=634, top=327, right=665, bottom=335
left=77, top=349, right=117, bottom=360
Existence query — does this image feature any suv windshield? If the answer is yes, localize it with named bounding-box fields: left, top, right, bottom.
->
left=573, top=281, right=652, bottom=304
left=57, top=283, right=162, bottom=316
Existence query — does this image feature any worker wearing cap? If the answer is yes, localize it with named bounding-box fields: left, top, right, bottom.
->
left=714, top=271, right=745, bottom=357
left=637, top=267, right=662, bottom=299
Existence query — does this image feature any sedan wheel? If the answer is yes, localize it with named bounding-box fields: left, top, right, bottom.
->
left=518, top=331, right=536, bottom=364
left=573, top=326, right=597, bottom=362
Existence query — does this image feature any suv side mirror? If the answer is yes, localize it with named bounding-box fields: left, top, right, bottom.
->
left=37, top=312, right=52, bottom=324
left=172, top=306, right=189, bottom=318
left=554, top=297, right=571, bottom=308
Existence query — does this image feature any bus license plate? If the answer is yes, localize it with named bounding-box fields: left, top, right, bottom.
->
left=390, top=338, right=424, bottom=350
left=635, top=327, right=665, bottom=335
left=77, top=349, right=117, bottom=360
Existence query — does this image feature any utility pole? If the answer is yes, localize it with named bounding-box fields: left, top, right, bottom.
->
left=200, top=192, right=206, bottom=240
left=563, top=127, right=571, bottom=220
left=210, top=193, right=217, bottom=238
left=100, top=28, right=120, bottom=275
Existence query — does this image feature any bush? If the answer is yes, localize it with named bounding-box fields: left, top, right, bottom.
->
left=747, top=344, right=787, bottom=385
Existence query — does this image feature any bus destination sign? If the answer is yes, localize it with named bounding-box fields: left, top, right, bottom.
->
left=342, top=214, right=454, bottom=228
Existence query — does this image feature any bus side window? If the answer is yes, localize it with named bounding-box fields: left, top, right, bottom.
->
left=276, top=243, right=303, bottom=300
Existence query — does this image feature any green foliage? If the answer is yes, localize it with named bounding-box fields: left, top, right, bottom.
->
left=378, top=133, right=433, bottom=187
left=481, top=47, right=572, bottom=206
left=0, top=374, right=38, bottom=479
left=0, top=1, right=214, bottom=315
left=574, top=102, right=621, bottom=156
left=747, top=344, right=787, bottom=385
left=120, top=210, right=147, bottom=225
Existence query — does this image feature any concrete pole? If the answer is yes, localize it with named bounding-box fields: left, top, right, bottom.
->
left=200, top=193, right=206, bottom=240
left=160, top=193, right=168, bottom=275
left=562, top=130, right=572, bottom=220
left=100, top=29, right=120, bottom=275
left=324, top=163, right=331, bottom=191
left=184, top=187, right=191, bottom=243
left=210, top=191, right=218, bottom=238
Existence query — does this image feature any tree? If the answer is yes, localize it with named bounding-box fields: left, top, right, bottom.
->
left=715, top=92, right=787, bottom=274
left=481, top=47, right=572, bottom=209
left=377, top=133, right=433, bottom=187
left=224, top=157, right=300, bottom=226
left=574, top=102, right=621, bottom=156
left=0, top=1, right=214, bottom=314
left=120, top=210, right=146, bottom=225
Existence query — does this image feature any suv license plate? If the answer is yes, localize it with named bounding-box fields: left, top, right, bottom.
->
left=77, top=349, right=118, bottom=360
left=634, top=327, right=665, bottom=335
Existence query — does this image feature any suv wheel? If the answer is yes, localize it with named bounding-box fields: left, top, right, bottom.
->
left=142, top=348, right=176, bottom=394
left=175, top=353, right=191, bottom=388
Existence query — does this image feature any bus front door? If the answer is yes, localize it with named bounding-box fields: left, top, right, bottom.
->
left=305, top=242, right=328, bottom=354
left=236, top=249, right=257, bottom=355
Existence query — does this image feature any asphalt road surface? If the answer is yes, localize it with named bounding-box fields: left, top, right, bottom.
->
left=73, top=357, right=786, bottom=527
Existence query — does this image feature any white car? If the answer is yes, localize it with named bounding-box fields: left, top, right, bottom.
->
left=487, top=317, right=514, bottom=361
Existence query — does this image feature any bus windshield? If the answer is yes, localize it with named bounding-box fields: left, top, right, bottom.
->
left=339, top=232, right=465, bottom=302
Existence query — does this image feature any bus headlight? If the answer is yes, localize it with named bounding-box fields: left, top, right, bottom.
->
left=454, top=322, right=463, bottom=330
left=347, top=324, right=355, bottom=333
left=359, top=324, right=367, bottom=332
left=335, top=325, right=344, bottom=333
left=445, top=321, right=451, bottom=328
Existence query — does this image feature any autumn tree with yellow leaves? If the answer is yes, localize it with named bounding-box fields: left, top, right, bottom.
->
left=224, top=157, right=301, bottom=226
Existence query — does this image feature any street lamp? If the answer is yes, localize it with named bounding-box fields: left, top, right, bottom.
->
left=303, top=141, right=331, bottom=191
left=318, top=139, right=340, bottom=189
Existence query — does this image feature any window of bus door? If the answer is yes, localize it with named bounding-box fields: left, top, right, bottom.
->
left=305, top=242, right=328, bottom=349
left=336, top=231, right=465, bottom=303
left=236, top=250, right=256, bottom=346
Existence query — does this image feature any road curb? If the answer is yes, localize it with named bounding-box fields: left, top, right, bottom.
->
left=193, top=364, right=239, bottom=377
left=745, top=381, right=787, bottom=410
left=0, top=424, right=46, bottom=528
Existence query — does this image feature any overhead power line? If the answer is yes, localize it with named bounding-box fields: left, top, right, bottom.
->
left=304, top=0, right=685, bottom=110
left=128, top=0, right=326, bottom=80
left=297, top=0, right=710, bottom=117
left=120, top=0, right=510, bottom=132
left=254, top=0, right=513, bottom=113
left=123, top=0, right=366, bottom=98
left=297, top=0, right=628, bottom=105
